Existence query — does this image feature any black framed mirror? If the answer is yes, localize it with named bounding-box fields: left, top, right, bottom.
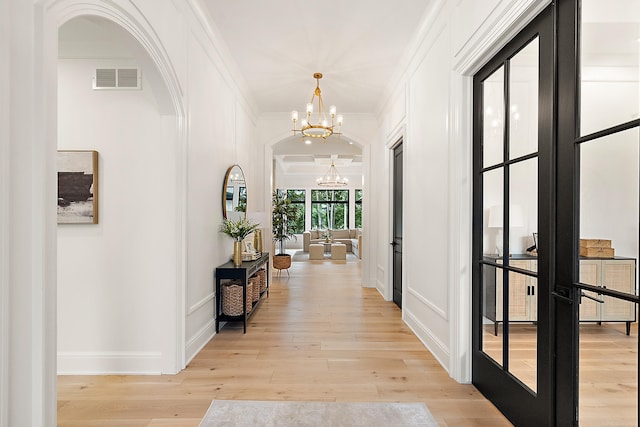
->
left=222, top=165, right=247, bottom=219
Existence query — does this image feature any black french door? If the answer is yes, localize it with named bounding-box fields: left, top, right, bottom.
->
left=556, top=0, right=640, bottom=425
left=472, top=5, right=555, bottom=425
left=474, top=1, right=640, bottom=425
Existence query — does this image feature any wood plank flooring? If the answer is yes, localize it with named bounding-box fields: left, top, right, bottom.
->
left=483, top=321, right=638, bottom=426
left=58, top=256, right=511, bottom=426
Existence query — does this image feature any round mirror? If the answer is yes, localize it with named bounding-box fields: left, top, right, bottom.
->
left=222, top=165, right=247, bottom=219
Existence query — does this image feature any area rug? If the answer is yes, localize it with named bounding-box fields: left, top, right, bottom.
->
left=199, top=400, right=438, bottom=427
left=292, top=250, right=359, bottom=262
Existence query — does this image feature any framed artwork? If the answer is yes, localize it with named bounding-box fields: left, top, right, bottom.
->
left=57, top=150, right=98, bottom=224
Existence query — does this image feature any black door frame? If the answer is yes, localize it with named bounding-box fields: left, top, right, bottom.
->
left=472, top=5, right=555, bottom=426
left=554, top=0, right=579, bottom=423
left=392, top=140, right=403, bottom=308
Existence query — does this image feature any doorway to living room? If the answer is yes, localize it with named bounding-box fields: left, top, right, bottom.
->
left=272, top=136, right=364, bottom=264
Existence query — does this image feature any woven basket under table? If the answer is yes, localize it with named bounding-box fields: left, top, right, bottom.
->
left=222, top=281, right=252, bottom=316
left=248, top=275, right=260, bottom=302
left=256, top=269, right=267, bottom=292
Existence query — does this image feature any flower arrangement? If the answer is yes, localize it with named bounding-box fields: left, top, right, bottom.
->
left=219, top=218, right=260, bottom=241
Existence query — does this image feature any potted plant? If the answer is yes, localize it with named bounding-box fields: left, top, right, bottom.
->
left=271, top=190, right=300, bottom=272
left=219, top=217, right=260, bottom=267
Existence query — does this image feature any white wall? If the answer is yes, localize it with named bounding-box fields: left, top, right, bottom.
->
left=54, top=1, right=260, bottom=377
left=403, top=17, right=454, bottom=365
left=57, top=57, right=178, bottom=374
left=370, top=0, right=553, bottom=382
left=4, top=1, right=58, bottom=424
left=183, top=26, right=258, bottom=361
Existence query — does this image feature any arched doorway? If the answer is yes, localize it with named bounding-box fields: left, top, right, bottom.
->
left=56, top=14, right=184, bottom=375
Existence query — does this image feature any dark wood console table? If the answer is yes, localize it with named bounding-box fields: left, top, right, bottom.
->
left=215, top=252, right=269, bottom=333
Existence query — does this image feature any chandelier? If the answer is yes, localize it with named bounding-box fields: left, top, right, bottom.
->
left=316, top=161, right=348, bottom=187
left=291, top=73, right=343, bottom=141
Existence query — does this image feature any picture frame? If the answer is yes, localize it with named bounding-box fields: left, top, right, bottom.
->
left=57, top=150, right=98, bottom=224
left=244, top=241, right=255, bottom=253
left=533, top=232, right=539, bottom=250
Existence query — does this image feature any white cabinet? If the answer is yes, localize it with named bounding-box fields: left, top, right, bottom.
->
left=483, top=256, right=538, bottom=335
left=495, top=259, right=538, bottom=323
left=484, top=256, right=636, bottom=335
left=579, top=258, right=636, bottom=333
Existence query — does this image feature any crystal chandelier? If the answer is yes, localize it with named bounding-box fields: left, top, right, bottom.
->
left=291, top=73, right=343, bottom=141
left=316, top=161, right=348, bottom=187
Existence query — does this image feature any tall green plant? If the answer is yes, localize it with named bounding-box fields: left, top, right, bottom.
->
left=272, top=191, right=300, bottom=255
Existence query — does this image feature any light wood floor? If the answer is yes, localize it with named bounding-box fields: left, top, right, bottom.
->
left=483, top=321, right=638, bottom=426
left=58, top=256, right=512, bottom=426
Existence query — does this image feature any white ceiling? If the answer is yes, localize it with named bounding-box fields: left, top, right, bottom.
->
left=200, top=0, right=436, bottom=116
left=199, top=0, right=436, bottom=176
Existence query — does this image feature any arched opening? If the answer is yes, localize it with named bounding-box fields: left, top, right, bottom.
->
left=273, top=136, right=364, bottom=241
left=56, top=15, right=183, bottom=375
left=270, top=134, right=365, bottom=264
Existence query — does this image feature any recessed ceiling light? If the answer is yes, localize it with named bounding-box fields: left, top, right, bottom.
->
left=349, top=142, right=353, bottom=145
left=304, top=139, right=312, bottom=145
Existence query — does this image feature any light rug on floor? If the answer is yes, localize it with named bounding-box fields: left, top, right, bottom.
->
left=199, top=400, right=438, bottom=427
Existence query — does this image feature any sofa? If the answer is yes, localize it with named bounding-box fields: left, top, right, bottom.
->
left=303, top=229, right=362, bottom=259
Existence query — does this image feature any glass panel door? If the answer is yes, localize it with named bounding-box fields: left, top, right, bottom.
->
left=473, top=6, right=553, bottom=425
left=576, top=1, right=640, bottom=424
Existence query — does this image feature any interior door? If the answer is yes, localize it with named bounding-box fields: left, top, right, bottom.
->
left=555, top=0, right=640, bottom=424
left=392, top=141, right=403, bottom=308
left=472, top=5, right=554, bottom=425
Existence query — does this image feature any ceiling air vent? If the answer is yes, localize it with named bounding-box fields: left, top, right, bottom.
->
left=93, top=68, right=141, bottom=90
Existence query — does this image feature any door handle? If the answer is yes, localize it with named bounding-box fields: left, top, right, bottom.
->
left=580, top=292, right=604, bottom=304
left=552, top=289, right=573, bottom=304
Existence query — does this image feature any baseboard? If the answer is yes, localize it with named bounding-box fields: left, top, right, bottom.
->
left=185, top=318, right=215, bottom=365
left=376, top=279, right=386, bottom=298
left=57, top=351, right=163, bottom=375
left=403, top=310, right=450, bottom=375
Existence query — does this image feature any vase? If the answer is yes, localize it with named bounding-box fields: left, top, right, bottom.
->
left=233, top=240, right=242, bottom=267
left=254, top=229, right=262, bottom=253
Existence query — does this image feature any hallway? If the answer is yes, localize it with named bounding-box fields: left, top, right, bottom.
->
left=58, top=259, right=511, bottom=426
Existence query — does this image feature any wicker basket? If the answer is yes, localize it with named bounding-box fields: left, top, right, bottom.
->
left=222, top=281, right=252, bottom=316
left=248, top=275, right=260, bottom=302
left=273, top=254, right=291, bottom=270
left=256, top=269, right=267, bottom=292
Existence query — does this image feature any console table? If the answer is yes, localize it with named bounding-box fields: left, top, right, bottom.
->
left=215, top=252, right=269, bottom=333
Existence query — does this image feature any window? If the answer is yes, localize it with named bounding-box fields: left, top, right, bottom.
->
left=286, top=189, right=305, bottom=234
left=311, top=189, right=349, bottom=229
left=355, top=189, right=363, bottom=228
left=237, top=186, right=246, bottom=213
